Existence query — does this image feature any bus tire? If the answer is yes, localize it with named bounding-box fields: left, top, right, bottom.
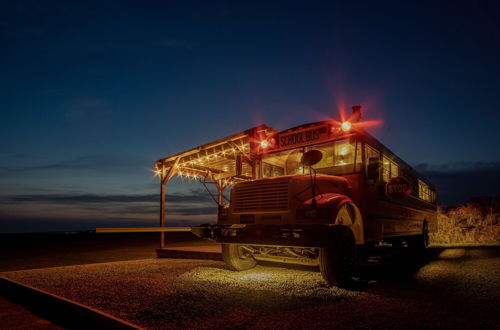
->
left=408, top=221, right=429, bottom=252
left=222, top=244, right=257, bottom=271
left=319, top=228, right=356, bottom=287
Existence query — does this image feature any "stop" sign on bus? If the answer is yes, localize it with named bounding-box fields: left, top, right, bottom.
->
left=385, top=176, right=412, bottom=200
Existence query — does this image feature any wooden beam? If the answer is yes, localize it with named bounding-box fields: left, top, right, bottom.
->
left=157, top=124, right=275, bottom=165
left=159, top=157, right=180, bottom=248
left=96, top=227, right=193, bottom=233
left=209, top=172, right=227, bottom=205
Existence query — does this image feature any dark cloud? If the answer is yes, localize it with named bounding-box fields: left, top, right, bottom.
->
left=7, top=193, right=158, bottom=203
left=168, top=190, right=214, bottom=204
left=114, top=203, right=215, bottom=216
left=173, top=207, right=216, bottom=216
left=415, top=161, right=500, bottom=173
left=0, top=157, right=89, bottom=172
left=0, top=155, right=154, bottom=173
left=5, top=191, right=212, bottom=204
left=416, top=162, right=500, bottom=206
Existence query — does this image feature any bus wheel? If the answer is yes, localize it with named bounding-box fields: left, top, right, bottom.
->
left=319, top=228, right=356, bottom=288
left=222, top=244, right=257, bottom=271
left=409, top=221, right=429, bottom=251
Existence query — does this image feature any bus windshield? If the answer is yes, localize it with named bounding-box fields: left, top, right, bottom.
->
left=261, top=139, right=362, bottom=178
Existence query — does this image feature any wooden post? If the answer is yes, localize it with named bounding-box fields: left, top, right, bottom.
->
left=160, top=172, right=167, bottom=248
left=217, top=183, right=223, bottom=205
left=209, top=173, right=232, bottom=209
left=158, top=157, right=180, bottom=248
left=209, top=173, right=226, bottom=206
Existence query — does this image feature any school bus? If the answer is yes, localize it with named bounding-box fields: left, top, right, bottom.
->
left=212, top=106, right=437, bottom=287
left=99, top=105, right=437, bottom=287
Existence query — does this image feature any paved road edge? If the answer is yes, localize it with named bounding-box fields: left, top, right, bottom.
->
left=0, top=276, right=143, bottom=329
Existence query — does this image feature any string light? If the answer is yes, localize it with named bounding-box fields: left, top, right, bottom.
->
left=160, top=141, right=253, bottom=184
left=152, top=169, right=162, bottom=178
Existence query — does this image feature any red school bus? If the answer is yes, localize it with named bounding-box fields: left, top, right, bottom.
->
left=109, top=105, right=439, bottom=287
left=212, top=106, right=437, bottom=287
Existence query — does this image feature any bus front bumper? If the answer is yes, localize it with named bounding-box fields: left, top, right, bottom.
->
left=207, top=224, right=344, bottom=248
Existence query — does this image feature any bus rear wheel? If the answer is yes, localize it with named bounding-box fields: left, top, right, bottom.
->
left=222, top=244, right=257, bottom=271
left=408, top=221, right=429, bottom=251
left=319, top=228, right=356, bottom=288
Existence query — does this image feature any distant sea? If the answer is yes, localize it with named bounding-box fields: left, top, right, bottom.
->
left=0, top=218, right=212, bottom=233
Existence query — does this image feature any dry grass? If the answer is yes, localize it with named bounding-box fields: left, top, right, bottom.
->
left=431, top=204, right=500, bottom=245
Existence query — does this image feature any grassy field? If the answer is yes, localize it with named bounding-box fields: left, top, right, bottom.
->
left=431, top=204, right=500, bottom=245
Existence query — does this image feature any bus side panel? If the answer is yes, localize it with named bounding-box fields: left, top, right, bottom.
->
left=362, top=184, right=437, bottom=242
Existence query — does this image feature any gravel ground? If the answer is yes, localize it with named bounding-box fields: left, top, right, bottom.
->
left=2, top=248, right=500, bottom=329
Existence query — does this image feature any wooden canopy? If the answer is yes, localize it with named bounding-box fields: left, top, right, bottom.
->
left=154, top=124, right=277, bottom=247
left=155, top=124, right=276, bottom=184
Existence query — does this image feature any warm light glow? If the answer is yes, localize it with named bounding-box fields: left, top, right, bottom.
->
left=339, top=146, right=349, bottom=156
left=341, top=121, right=352, bottom=132
left=153, top=169, right=162, bottom=178
left=239, top=272, right=272, bottom=281
left=260, top=140, right=269, bottom=149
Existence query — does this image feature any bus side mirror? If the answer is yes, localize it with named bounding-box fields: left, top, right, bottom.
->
left=301, top=150, right=323, bottom=167
left=367, top=157, right=380, bottom=181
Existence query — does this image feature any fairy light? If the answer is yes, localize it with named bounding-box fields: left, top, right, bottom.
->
left=161, top=141, right=252, bottom=185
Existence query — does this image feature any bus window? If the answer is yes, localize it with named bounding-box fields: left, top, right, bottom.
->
left=365, top=144, right=379, bottom=177
left=262, top=162, right=285, bottom=178
left=382, top=156, right=391, bottom=182
left=313, top=139, right=361, bottom=175
left=309, top=143, right=334, bottom=169
left=418, top=179, right=433, bottom=202
left=334, top=140, right=353, bottom=166
left=390, top=161, right=399, bottom=178
left=262, top=139, right=362, bottom=178
left=382, top=155, right=399, bottom=182
left=262, top=149, right=303, bottom=177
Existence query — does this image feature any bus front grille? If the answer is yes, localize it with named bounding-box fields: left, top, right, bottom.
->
left=232, top=179, right=289, bottom=213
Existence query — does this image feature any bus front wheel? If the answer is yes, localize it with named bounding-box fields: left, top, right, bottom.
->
left=222, top=244, right=257, bottom=271
left=319, top=228, right=356, bottom=288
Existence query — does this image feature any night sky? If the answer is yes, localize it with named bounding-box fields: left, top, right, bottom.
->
left=1, top=1, right=499, bottom=232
